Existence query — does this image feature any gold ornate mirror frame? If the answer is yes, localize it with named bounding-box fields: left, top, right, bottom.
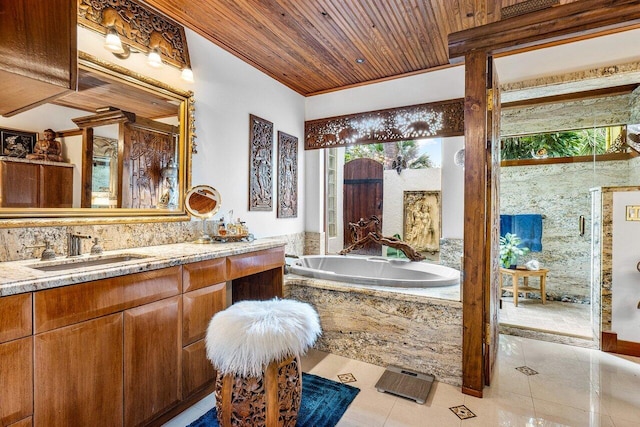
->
left=0, top=52, right=195, bottom=226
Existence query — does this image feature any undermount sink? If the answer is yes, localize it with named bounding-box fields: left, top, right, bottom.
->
left=27, top=254, right=149, bottom=272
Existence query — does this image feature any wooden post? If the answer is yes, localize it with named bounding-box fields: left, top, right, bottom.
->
left=462, top=49, right=489, bottom=397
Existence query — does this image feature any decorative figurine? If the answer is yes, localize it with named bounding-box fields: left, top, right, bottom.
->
left=26, top=129, right=64, bottom=162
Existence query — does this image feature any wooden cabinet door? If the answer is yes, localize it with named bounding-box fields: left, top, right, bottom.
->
left=0, top=162, right=39, bottom=207
left=39, top=165, right=73, bottom=208
left=182, top=340, right=216, bottom=398
left=124, top=296, right=181, bottom=427
left=0, top=337, right=33, bottom=426
left=0, top=0, right=77, bottom=116
left=34, top=314, right=123, bottom=427
left=182, top=282, right=226, bottom=346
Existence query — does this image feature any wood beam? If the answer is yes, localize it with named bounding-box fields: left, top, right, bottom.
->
left=462, top=50, right=488, bottom=397
left=449, top=0, right=640, bottom=61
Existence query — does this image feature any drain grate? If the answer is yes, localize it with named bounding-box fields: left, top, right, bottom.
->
left=375, top=365, right=434, bottom=404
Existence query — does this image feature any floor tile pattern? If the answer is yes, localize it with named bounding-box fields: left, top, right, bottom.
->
left=515, top=366, right=539, bottom=376
left=337, top=373, right=358, bottom=383
left=449, top=405, right=477, bottom=420
left=164, top=334, right=640, bottom=427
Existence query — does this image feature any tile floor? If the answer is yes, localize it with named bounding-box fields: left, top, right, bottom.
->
left=499, top=297, right=592, bottom=338
left=163, top=334, right=640, bottom=426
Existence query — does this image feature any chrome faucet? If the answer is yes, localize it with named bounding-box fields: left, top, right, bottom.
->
left=68, top=233, right=92, bottom=257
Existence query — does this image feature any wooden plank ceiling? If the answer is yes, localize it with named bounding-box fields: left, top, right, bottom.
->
left=142, top=0, right=580, bottom=96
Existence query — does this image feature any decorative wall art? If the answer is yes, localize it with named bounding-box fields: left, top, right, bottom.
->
left=249, top=114, right=273, bottom=211
left=304, top=99, right=464, bottom=150
left=403, top=191, right=441, bottom=253
left=277, top=131, right=298, bottom=218
left=1, top=128, right=36, bottom=158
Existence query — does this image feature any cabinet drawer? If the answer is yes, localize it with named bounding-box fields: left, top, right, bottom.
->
left=183, top=257, right=227, bottom=292
left=227, top=247, right=285, bottom=280
left=183, top=283, right=226, bottom=346
left=35, top=267, right=181, bottom=333
left=182, top=339, right=216, bottom=398
left=0, top=293, right=32, bottom=342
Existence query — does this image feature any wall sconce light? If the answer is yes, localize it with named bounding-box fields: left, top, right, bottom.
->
left=181, top=67, right=194, bottom=83
left=454, top=148, right=465, bottom=168
left=103, top=27, right=124, bottom=54
left=101, top=27, right=193, bottom=82
left=147, top=47, right=163, bottom=68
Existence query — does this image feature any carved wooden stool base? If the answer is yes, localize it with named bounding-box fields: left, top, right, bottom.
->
left=215, top=354, right=302, bottom=427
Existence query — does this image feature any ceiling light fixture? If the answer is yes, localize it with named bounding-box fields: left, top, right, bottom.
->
left=147, top=47, right=163, bottom=68
left=355, top=58, right=365, bottom=64
left=103, top=27, right=124, bottom=54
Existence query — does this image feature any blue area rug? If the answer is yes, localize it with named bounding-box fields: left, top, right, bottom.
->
left=187, top=373, right=359, bottom=427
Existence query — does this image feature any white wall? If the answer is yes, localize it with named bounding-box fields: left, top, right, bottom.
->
left=441, top=136, right=465, bottom=239
left=612, top=191, right=640, bottom=343
left=305, top=66, right=465, bottom=120
left=185, top=29, right=306, bottom=238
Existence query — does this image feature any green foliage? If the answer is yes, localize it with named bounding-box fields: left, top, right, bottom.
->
left=501, top=127, right=613, bottom=160
left=345, top=140, right=433, bottom=169
left=344, top=143, right=385, bottom=163
left=499, top=233, right=529, bottom=268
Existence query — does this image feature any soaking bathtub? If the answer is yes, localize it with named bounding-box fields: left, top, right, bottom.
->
left=288, top=255, right=460, bottom=287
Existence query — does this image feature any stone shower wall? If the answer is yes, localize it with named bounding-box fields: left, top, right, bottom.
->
left=500, top=160, right=631, bottom=302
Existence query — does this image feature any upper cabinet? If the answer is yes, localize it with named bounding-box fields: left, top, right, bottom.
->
left=0, top=0, right=77, bottom=117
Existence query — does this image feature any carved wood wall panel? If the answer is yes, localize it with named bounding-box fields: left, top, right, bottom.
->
left=249, top=115, right=273, bottom=211
left=122, top=124, right=177, bottom=209
left=305, top=99, right=464, bottom=150
left=277, top=131, right=298, bottom=218
left=78, top=0, right=191, bottom=69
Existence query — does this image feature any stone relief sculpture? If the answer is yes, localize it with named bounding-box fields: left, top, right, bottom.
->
left=277, top=131, right=298, bottom=218
left=404, top=191, right=441, bottom=253
left=249, top=115, right=273, bottom=211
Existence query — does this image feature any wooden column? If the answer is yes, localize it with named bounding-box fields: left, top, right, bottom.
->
left=462, top=50, right=489, bottom=397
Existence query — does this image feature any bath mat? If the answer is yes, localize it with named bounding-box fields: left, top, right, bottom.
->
left=187, top=372, right=360, bottom=427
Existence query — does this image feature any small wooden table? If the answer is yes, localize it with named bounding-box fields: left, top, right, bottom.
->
left=499, top=267, right=548, bottom=307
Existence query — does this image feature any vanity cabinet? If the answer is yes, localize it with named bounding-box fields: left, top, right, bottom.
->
left=0, top=294, right=33, bottom=427
left=1, top=246, right=285, bottom=426
left=33, top=267, right=182, bottom=427
left=0, top=0, right=77, bottom=116
left=0, top=159, right=73, bottom=208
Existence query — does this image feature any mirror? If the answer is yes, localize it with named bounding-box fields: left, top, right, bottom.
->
left=0, top=52, right=194, bottom=221
left=184, top=185, right=221, bottom=243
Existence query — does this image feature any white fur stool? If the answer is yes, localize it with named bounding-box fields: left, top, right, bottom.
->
left=205, top=299, right=321, bottom=427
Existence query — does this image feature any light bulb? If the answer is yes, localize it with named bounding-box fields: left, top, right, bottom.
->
left=181, top=67, right=194, bottom=83
left=147, top=48, right=162, bottom=68
left=104, top=28, right=124, bottom=54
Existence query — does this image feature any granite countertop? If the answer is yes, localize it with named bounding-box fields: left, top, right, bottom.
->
left=0, top=238, right=286, bottom=297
